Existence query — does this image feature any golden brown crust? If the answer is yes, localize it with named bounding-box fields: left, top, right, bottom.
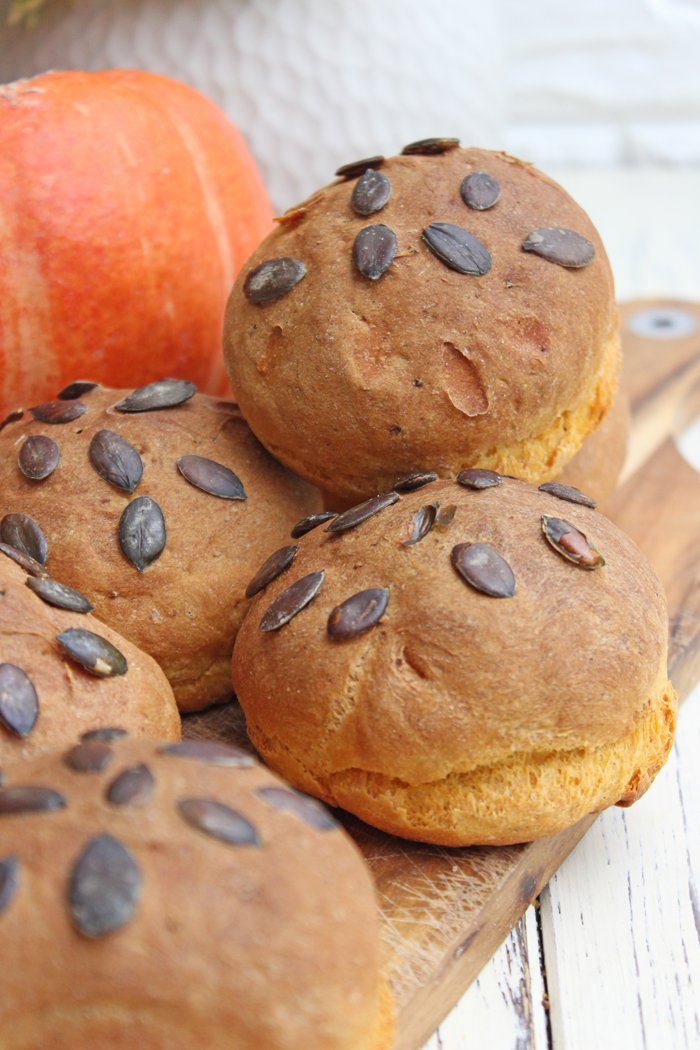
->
left=224, top=147, right=617, bottom=503
left=0, top=558, right=180, bottom=763
left=0, top=739, right=388, bottom=1050
left=0, top=385, right=319, bottom=711
left=557, top=386, right=630, bottom=506
left=232, top=478, right=674, bottom=845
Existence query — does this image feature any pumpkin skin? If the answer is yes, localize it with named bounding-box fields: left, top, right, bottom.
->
left=0, top=69, right=273, bottom=410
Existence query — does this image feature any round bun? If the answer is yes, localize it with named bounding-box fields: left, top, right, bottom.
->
left=0, top=737, right=390, bottom=1050
left=0, top=382, right=319, bottom=711
left=232, top=476, right=676, bottom=846
left=556, top=388, right=630, bottom=505
left=224, top=146, right=619, bottom=505
left=0, top=555, right=180, bottom=764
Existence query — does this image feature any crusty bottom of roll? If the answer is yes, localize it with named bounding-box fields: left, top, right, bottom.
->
left=247, top=675, right=677, bottom=848
left=7, top=985, right=394, bottom=1050
left=320, top=325, right=621, bottom=511
left=556, top=385, right=630, bottom=507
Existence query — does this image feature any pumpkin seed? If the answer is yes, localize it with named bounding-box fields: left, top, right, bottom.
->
left=327, top=587, right=389, bottom=640
left=541, top=515, right=604, bottom=568
left=290, top=512, right=337, bottom=538
left=401, top=137, right=460, bottom=155
left=0, top=663, right=38, bottom=739
left=0, top=513, right=48, bottom=565
left=326, top=491, right=400, bottom=533
left=178, top=798, right=260, bottom=847
left=393, top=470, right=438, bottom=493
left=57, top=381, right=98, bottom=400
left=158, top=740, right=254, bottom=767
left=245, top=544, right=300, bottom=598
left=460, top=171, right=501, bottom=210
left=423, top=222, right=492, bottom=275
left=456, top=468, right=501, bottom=490
left=436, top=504, right=457, bottom=526
left=351, top=169, right=392, bottom=216
left=402, top=504, right=439, bottom=546
left=57, top=627, right=128, bottom=677
left=118, top=497, right=166, bottom=572
left=335, top=155, right=385, bottom=178
left=0, top=857, right=18, bottom=915
left=522, top=228, right=595, bottom=268
left=18, top=435, right=60, bottom=481
left=243, top=257, right=307, bottom=304
left=29, top=400, right=87, bottom=424
left=538, top=481, right=597, bottom=509
left=63, top=741, right=114, bottom=773
left=114, top=379, right=196, bottom=413
left=451, top=542, right=516, bottom=597
left=106, top=764, right=155, bottom=807
left=68, top=834, right=141, bottom=938
left=176, top=455, right=246, bottom=500
left=0, top=786, right=66, bottom=815
left=353, top=224, right=397, bottom=280
left=255, top=786, right=338, bottom=830
left=0, top=409, right=23, bottom=432
left=89, top=430, right=143, bottom=493
left=81, top=727, right=128, bottom=743
left=260, top=571, right=325, bottom=632
left=0, top=542, right=48, bottom=578
left=26, top=576, right=94, bottom=614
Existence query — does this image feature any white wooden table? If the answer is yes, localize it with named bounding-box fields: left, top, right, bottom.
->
left=424, top=167, right=700, bottom=1049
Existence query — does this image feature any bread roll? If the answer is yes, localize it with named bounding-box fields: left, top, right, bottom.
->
left=233, top=476, right=676, bottom=845
left=0, top=555, right=179, bottom=764
left=224, top=144, right=619, bottom=506
left=0, top=736, right=391, bottom=1050
left=0, top=382, right=320, bottom=711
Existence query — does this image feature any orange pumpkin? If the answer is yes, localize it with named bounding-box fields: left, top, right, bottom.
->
left=0, top=69, right=273, bottom=410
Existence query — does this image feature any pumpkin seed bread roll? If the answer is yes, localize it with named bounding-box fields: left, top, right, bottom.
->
left=224, top=143, right=620, bottom=507
left=0, top=556, right=180, bottom=764
left=0, top=382, right=320, bottom=712
left=233, top=476, right=676, bottom=846
left=0, top=737, right=391, bottom=1050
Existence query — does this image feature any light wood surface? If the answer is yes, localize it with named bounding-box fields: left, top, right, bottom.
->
left=184, top=298, right=700, bottom=1050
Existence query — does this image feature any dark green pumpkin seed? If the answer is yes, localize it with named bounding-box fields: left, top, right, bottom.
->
left=290, top=512, right=337, bottom=538
left=18, top=435, right=60, bottom=481
left=63, top=741, right=114, bottom=773
left=57, top=628, right=128, bottom=678
left=114, top=379, right=196, bottom=413
left=118, top=497, right=166, bottom=572
left=401, top=137, right=460, bottom=155
left=0, top=663, right=38, bottom=739
left=68, top=834, right=141, bottom=938
left=245, top=544, right=300, bottom=598
left=353, top=224, right=398, bottom=280
left=326, top=492, right=400, bottom=533
left=256, top=786, right=338, bottom=830
left=327, top=587, right=389, bottom=640
left=522, top=228, right=595, bottom=268
left=460, top=171, right=501, bottom=210
left=177, top=455, right=246, bottom=500
left=106, top=764, right=155, bottom=807
left=451, top=542, right=516, bottom=598
left=423, top=223, right=491, bottom=275
left=26, top=577, right=94, bottom=614
left=351, top=169, right=392, bottom=216
left=0, top=786, right=66, bottom=815
left=260, top=571, right=324, bottom=632
left=0, top=513, right=47, bottom=566
left=456, top=468, right=501, bottom=490
left=57, top=381, right=98, bottom=400
left=29, top=400, right=87, bottom=424
left=538, top=482, right=597, bottom=509
left=89, top=430, right=143, bottom=493
left=158, top=740, right=254, bottom=767
left=178, top=798, right=260, bottom=847
left=243, top=258, right=307, bottom=304
left=335, top=155, right=385, bottom=178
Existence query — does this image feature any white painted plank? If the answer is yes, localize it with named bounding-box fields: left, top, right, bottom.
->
left=538, top=689, right=700, bottom=1050
left=424, top=907, right=549, bottom=1049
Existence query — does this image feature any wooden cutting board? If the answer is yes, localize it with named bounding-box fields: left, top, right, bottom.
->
left=185, top=299, right=700, bottom=1050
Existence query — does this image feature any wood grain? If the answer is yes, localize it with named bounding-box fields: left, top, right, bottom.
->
left=184, top=299, right=700, bottom=1050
